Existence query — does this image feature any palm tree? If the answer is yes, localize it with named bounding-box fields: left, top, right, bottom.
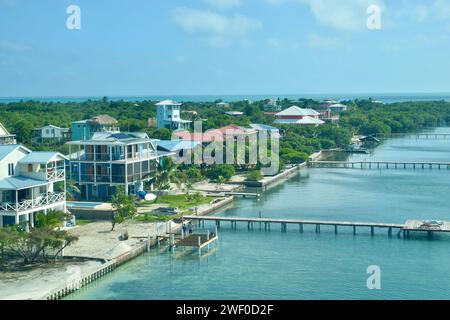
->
left=154, top=158, right=181, bottom=203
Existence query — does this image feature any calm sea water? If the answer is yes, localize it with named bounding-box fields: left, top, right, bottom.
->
left=68, top=128, right=450, bottom=300
left=2, top=93, right=450, bottom=104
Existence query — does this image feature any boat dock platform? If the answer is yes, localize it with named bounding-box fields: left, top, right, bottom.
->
left=169, top=228, right=219, bottom=254
left=309, top=160, right=450, bottom=170
left=224, top=192, right=261, bottom=198
left=184, top=216, right=450, bottom=238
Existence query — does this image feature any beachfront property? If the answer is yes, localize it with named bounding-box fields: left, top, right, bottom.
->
left=174, top=124, right=258, bottom=144
left=67, top=132, right=169, bottom=201
left=0, top=145, right=67, bottom=228
left=71, top=115, right=120, bottom=141
left=156, top=100, right=191, bottom=131
left=32, top=125, right=70, bottom=144
left=0, top=122, right=17, bottom=145
left=274, top=106, right=325, bottom=126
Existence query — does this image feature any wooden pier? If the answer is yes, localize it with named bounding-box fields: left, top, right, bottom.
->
left=224, top=192, right=261, bottom=198
left=171, top=228, right=219, bottom=254
left=388, top=133, right=450, bottom=140
left=184, top=216, right=450, bottom=238
left=309, top=160, right=450, bottom=170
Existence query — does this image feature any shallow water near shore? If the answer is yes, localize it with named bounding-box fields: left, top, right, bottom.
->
left=67, top=128, right=450, bottom=300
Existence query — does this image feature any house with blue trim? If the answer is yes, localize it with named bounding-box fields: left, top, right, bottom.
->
left=0, top=145, right=68, bottom=228
left=67, top=132, right=172, bottom=201
left=71, top=115, right=120, bottom=141
left=156, top=100, right=191, bottom=131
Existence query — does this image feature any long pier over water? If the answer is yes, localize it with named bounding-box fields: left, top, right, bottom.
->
left=184, top=216, right=450, bottom=238
left=310, top=160, right=450, bottom=170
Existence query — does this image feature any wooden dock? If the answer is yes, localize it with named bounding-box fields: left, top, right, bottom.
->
left=184, top=216, right=450, bottom=238
left=388, top=133, right=450, bottom=140
left=224, top=192, right=261, bottom=198
left=309, top=160, right=450, bottom=170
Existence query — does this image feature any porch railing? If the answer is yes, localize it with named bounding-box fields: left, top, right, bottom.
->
left=46, top=169, right=65, bottom=181
left=0, top=192, right=66, bottom=213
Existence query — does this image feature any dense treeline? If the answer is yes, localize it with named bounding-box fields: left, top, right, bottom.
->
left=1, top=97, right=450, bottom=164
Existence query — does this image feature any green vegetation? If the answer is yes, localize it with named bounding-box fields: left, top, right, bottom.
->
left=204, top=164, right=236, bottom=181
left=1, top=97, right=449, bottom=174
left=246, top=170, right=263, bottom=182
left=0, top=211, right=78, bottom=265
left=141, top=194, right=211, bottom=212
left=111, top=187, right=137, bottom=231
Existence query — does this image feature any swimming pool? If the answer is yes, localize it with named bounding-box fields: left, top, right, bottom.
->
left=66, top=201, right=104, bottom=208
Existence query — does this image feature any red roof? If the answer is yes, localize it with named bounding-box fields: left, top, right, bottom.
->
left=174, top=125, right=256, bottom=143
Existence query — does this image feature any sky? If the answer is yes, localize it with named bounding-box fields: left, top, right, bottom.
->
left=1, top=0, right=450, bottom=97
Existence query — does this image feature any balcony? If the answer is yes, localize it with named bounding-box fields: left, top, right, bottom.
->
left=46, top=168, right=65, bottom=181
left=0, top=192, right=66, bottom=213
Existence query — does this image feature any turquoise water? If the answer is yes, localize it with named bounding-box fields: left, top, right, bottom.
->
left=68, top=128, right=450, bottom=300
left=2, top=93, right=450, bottom=104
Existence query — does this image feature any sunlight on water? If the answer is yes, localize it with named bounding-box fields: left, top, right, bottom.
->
left=68, top=128, right=450, bottom=300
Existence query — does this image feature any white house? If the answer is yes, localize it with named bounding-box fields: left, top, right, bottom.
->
left=328, top=103, right=348, bottom=112
left=33, top=125, right=70, bottom=144
left=274, top=106, right=325, bottom=126
left=156, top=100, right=191, bottom=131
left=0, top=145, right=68, bottom=228
left=0, top=122, right=16, bottom=145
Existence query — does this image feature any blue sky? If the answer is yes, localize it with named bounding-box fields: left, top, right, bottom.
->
left=1, top=0, right=450, bottom=97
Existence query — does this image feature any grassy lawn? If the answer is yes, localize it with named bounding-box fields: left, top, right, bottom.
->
left=140, top=194, right=212, bottom=211
left=75, top=219, right=95, bottom=226
left=135, top=194, right=213, bottom=222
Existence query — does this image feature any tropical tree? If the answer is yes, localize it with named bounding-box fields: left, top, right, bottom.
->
left=154, top=158, right=181, bottom=202
left=111, top=186, right=137, bottom=231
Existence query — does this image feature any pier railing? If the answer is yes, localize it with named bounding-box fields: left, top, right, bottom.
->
left=309, top=160, right=450, bottom=170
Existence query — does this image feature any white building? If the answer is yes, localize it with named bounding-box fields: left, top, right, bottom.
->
left=32, top=125, right=70, bottom=144
left=0, top=122, right=16, bottom=145
left=156, top=100, right=191, bottom=131
left=274, top=106, right=325, bottom=126
left=0, top=145, right=68, bottom=228
left=328, top=103, right=348, bottom=112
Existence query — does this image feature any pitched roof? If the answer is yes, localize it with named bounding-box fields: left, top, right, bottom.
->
left=87, top=115, right=118, bottom=125
left=275, top=116, right=325, bottom=125
left=156, top=99, right=181, bottom=106
left=0, top=145, right=30, bottom=161
left=19, top=152, right=68, bottom=164
left=250, top=124, right=279, bottom=131
left=276, top=106, right=320, bottom=117
left=155, top=140, right=201, bottom=152
left=173, top=125, right=257, bottom=142
left=0, top=176, right=48, bottom=190
left=0, top=122, right=11, bottom=136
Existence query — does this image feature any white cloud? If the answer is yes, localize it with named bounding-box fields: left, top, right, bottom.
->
left=266, top=0, right=385, bottom=31
left=203, top=0, right=242, bottom=9
left=172, top=7, right=261, bottom=36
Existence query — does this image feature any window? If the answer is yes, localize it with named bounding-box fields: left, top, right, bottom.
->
left=7, top=163, right=14, bottom=176
left=28, top=164, right=33, bottom=172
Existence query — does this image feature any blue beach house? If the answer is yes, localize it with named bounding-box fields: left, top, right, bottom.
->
left=156, top=100, right=191, bottom=131
left=71, top=115, right=120, bottom=141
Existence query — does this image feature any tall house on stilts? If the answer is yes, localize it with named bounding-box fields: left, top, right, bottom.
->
left=0, top=145, right=67, bottom=228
